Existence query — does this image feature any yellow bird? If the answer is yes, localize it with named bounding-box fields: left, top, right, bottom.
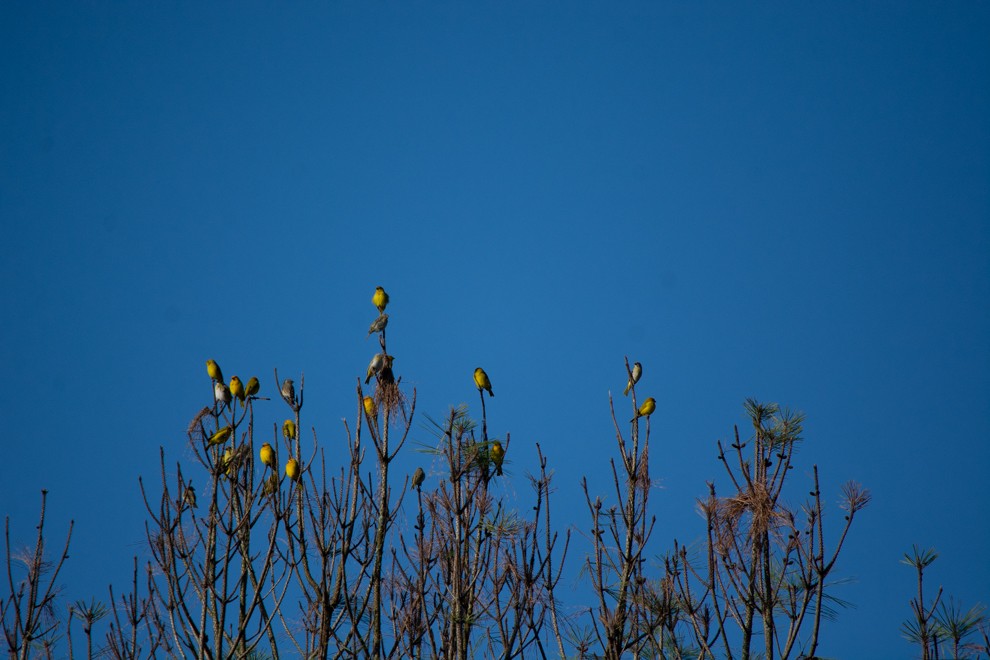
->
left=223, top=447, right=235, bottom=477
left=630, top=397, right=656, bottom=423
left=363, top=396, right=376, bottom=417
left=624, top=362, right=642, bottom=396
left=259, top=442, right=275, bottom=469
left=281, top=379, right=296, bottom=406
left=286, top=458, right=301, bottom=481
left=214, top=381, right=231, bottom=407
left=372, top=286, right=389, bottom=314
left=207, top=426, right=233, bottom=446
left=366, top=353, right=385, bottom=384
left=245, top=376, right=260, bottom=398
left=229, top=376, right=245, bottom=402
left=474, top=368, right=494, bottom=397
left=412, top=467, right=425, bottom=490
left=490, top=440, right=505, bottom=476
left=206, top=359, right=224, bottom=384
left=282, top=419, right=296, bottom=439
left=367, top=313, right=389, bottom=337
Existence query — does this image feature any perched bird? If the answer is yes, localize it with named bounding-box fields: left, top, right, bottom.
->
left=282, top=419, right=296, bottom=439
left=214, top=381, right=232, bottom=407
left=474, top=368, right=494, bottom=397
left=259, top=442, right=275, bottom=469
left=207, top=426, right=233, bottom=446
left=285, top=458, right=301, bottom=481
left=412, top=467, right=425, bottom=490
left=183, top=484, right=197, bottom=509
left=206, top=359, right=224, bottom=384
left=263, top=473, right=279, bottom=496
left=365, top=353, right=386, bottom=384
left=367, top=313, right=389, bottom=337
left=223, top=447, right=234, bottom=477
left=281, top=379, right=296, bottom=406
left=363, top=396, right=376, bottom=417
left=624, top=362, right=642, bottom=396
left=229, top=376, right=245, bottom=402
left=372, top=286, right=389, bottom=314
left=245, top=376, right=260, bottom=398
left=631, top=397, right=657, bottom=423
left=490, top=440, right=505, bottom=476
left=379, top=355, right=395, bottom=385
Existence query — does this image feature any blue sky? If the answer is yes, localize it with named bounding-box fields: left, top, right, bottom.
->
left=2, top=2, right=988, bottom=656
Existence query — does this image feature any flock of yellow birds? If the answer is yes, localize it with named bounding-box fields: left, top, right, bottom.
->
left=197, top=287, right=654, bottom=499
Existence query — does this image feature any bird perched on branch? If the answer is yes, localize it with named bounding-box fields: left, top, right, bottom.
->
left=206, top=359, right=223, bottom=384
left=282, top=419, right=296, bottom=439
left=207, top=425, right=233, bottom=446
left=474, top=368, right=494, bottom=397
left=373, top=286, right=389, bottom=314
left=259, top=442, right=275, bottom=469
left=286, top=458, right=301, bottom=481
left=245, top=376, right=260, bottom=399
left=412, top=467, right=425, bottom=490
left=368, top=313, right=389, bottom=337
left=631, top=397, right=656, bottom=423
left=214, top=381, right=231, bottom=408
left=229, top=376, right=245, bottom=403
left=624, top=362, right=642, bottom=396
left=183, top=484, right=197, bottom=509
left=490, top=440, right=505, bottom=476
left=281, top=379, right=296, bottom=406
left=366, top=353, right=385, bottom=384
left=363, top=396, right=376, bottom=417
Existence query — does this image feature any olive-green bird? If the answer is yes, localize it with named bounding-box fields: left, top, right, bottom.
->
left=229, top=376, right=245, bottom=402
left=262, top=473, right=279, bottom=496
left=490, top=440, right=505, bottom=476
left=623, top=362, right=642, bottom=396
left=286, top=458, right=301, bottom=481
left=245, top=376, right=260, bottom=398
left=630, top=397, right=656, bottom=423
left=207, top=425, right=233, bottom=446
left=474, top=368, right=494, bottom=397
left=281, top=379, right=296, bottom=406
left=215, top=381, right=232, bottom=407
left=367, top=313, right=389, bottom=337
left=366, top=353, right=385, bottom=384
left=206, top=359, right=224, bottom=384
left=372, top=286, right=389, bottom=314
left=282, top=419, right=296, bottom=439
left=412, top=467, right=425, bottom=490
left=259, top=442, right=275, bottom=469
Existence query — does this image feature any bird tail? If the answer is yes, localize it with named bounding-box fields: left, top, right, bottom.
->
left=624, top=382, right=631, bottom=396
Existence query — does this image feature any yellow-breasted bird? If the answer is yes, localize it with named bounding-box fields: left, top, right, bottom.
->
left=490, top=440, right=505, bottom=476
left=229, top=376, right=245, bottom=402
left=206, top=359, right=224, bottom=384
left=223, top=447, right=234, bottom=476
left=631, top=397, right=656, bottom=423
left=363, top=396, right=376, bottom=417
left=183, top=484, right=197, bottom=509
left=259, top=442, right=275, bottom=469
left=373, top=286, right=389, bottom=314
left=286, top=458, right=301, bottom=481
left=474, top=368, right=494, bottom=397
left=281, top=379, right=295, bottom=406
left=366, top=353, right=385, bottom=384
left=282, top=419, right=296, bottom=439
left=412, top=467, right=425, bottom=490
left=245, top=376, right=260, bottom=398
left=207, top=426, right=233, bottom=446
left=215, top=381, right=232, bottom=407
left=368, top=313, right=389, bottom=337
left=624, top=362, right=642, bottom=396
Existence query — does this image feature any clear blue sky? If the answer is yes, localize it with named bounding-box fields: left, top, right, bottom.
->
left=2, top=3, right=988, bottom=656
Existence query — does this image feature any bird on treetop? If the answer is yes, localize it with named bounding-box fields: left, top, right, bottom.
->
left=215, top=381, right=231, bottom=407
left=229, top=376, right=245, bottom=402
left=631, top=397, right=656, bottom=423
left=282, top=419, right=296, bottom=439
left=490, top=440, right=505, bottom=476
left=286, top=458, right=301, bottom=481
left=245, top=376, right=260, bottom=398
left=363, top=396, right=376, bottom=417
left=624, top=362, right=642, bottom=396
left=207, top=425, right=233, bottom=446
left=373, top=286, right=389, bottom=314
left=281, top=379, right=295, bottom=406
left=366, top=353, right=386, bottom=384
left=206, top=359, right=224, bottom=384
left=474, top=368, right=494, bottom=397
left=412, top=467, right=425, bottom=490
